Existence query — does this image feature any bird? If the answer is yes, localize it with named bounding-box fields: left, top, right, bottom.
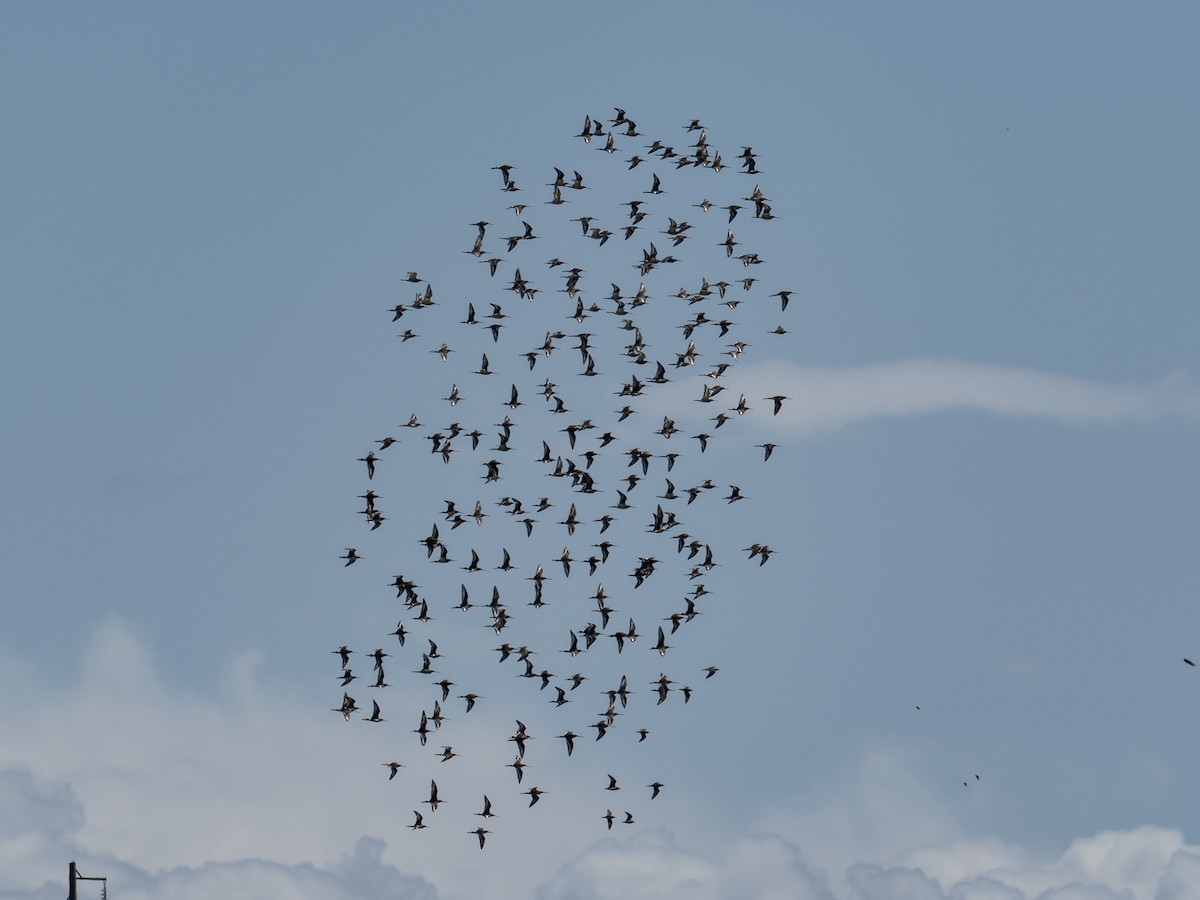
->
left=413, top=710, right=430, bottom=745
left=508, top=757, right=526, bottom=783
left=332, top=693, right=357, bottom=721
left=524, top=786, right=546, bottom=807
left=653, top=626, right=671, bottom=655
left=423, top=780, right=441, bottom=811
left=559, top=731, right=577, bottom=756
left=471, top=827, right=490, bottom=848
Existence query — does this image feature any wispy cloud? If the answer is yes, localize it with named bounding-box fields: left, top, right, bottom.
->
left=644, top=360, right=1200, bottom=435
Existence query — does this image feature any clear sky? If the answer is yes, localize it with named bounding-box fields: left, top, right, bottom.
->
left=2, top=4, right=1199, bottom=899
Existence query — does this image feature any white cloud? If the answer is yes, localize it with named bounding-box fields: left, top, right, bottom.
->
left=0, top=811, right=437, bottom=900
left=747, top=748, right=1200, bottom=900
left=1157, top=849, right=1200, bottom=900
left=536, top=829, right=834, bottom=900
left=642, top=360, right=1200, bottom=435
left=537, top=826, right=1200, bottom=900
left=846, top=863, right=946, bottom=900
left=0, top=617, right=453, bottom=893
left=936, top=826, right=1185, bottom=900
left=3, top=619, right=1199, bottom=900
left=753, top=744, right=972, bottom=885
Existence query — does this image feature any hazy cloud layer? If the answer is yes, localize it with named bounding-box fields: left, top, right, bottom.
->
left=647, top=360, right=1200, bottom=435
left=536, top=830, right=834, bottom=900
left=0, top=823, right=436, bottom=900
left=2, top=619, right=1197, bottom=900
left=540, top=827, right=1200, bottom=900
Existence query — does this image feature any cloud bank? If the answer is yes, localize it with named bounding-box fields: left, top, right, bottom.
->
left=2, top=619, right=1197, bottom=900
left=536, top=826, right=1200, bottom=900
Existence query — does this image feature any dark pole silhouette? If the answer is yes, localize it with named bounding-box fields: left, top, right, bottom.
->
left=68, top=861, right=107, bottom=899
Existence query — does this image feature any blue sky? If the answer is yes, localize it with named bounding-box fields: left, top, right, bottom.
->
left=2, top=4, right=1199, bottom=899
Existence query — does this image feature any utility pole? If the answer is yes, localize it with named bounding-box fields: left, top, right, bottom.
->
left=68, top=861, right=107, bottom=899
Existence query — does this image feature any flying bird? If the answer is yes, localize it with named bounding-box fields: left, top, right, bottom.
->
left=424, top=780, right=442, bottom=811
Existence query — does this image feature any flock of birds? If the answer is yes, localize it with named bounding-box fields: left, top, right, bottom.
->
left=331, top=110, right=798, bottom=848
